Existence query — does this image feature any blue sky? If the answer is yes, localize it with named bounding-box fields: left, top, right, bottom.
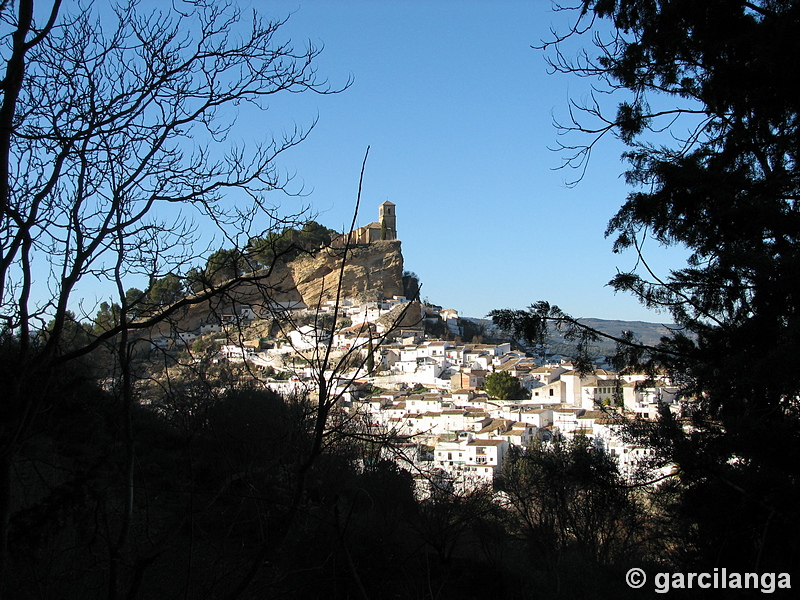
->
left=244, top=0, right=689, bottom=323
left=98, top=0, right=685, bottom=324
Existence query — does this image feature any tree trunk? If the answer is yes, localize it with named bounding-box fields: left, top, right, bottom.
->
left=0, top=452, right=11, bottom=600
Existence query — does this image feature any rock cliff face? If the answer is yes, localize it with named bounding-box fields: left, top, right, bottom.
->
left=152, top=240, right=406, bottom=336
left=289, top=240, right=404, bottom=306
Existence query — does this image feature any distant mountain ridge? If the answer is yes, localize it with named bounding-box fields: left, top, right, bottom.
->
left=576, top=318, right=675, bottom=348
left=468, top=315, right=675, bottom=358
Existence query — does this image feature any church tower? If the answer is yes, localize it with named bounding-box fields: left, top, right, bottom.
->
left=379, top=201, right=397, bottom=240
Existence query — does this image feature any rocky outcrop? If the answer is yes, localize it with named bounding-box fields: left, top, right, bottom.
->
left=376, top=300, right=424, bottom=332
left=148, top=240, right=405, bottom=337
left=290, top=240, right=404, bottom=306
left=215, top=240, right=404, bottom=310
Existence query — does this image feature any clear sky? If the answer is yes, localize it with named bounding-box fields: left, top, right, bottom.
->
left=157, top=1, right=690, bottom=323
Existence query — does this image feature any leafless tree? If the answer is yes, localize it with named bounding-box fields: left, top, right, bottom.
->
left=0, top=1, right=346, bottom=596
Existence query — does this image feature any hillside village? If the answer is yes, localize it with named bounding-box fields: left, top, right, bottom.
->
left=145, top=202, right=679, bottom=495
left=222, top=313, right=675, bottom=494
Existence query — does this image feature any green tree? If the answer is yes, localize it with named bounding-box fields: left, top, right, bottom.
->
left=501, top=0, right=800, bottom=574
left=245, top=220, right=335, bottom=269
left=460, top=318, right=484, bottom=343
left=402, top=270, right=421, bottom=300
left=148, top=273, right=184, bottom=307
left=92, top=301, right=120, bottom=334
left=123, top=287, right=146, bottom=321
left=92, top=291, right=149, bottom=331
left=484, top=371, right=522, bottom=400
left=245, top=232, right=279, bottom=269
left=204, top=248, right=244, bottom=284
left=298, top=220, right=335, bottom=249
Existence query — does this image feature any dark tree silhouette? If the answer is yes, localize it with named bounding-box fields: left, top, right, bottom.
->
left=495, top=0, right=800, bottom=575
left=0, top=1, right=345, bottom=596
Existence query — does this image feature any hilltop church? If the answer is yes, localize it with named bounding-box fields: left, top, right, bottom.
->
left=349, top=201, right=397, bottom=244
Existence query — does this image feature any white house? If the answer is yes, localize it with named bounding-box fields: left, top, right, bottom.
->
left=464, top=438, right=509, bottom=482
left=581, top=375, right=621, bottom=410
left=503, top=406, right=554, bottom=429
left=220, top=344, right=256, bottom=361
left=287, top=325, right=332, bottom=351
left=445, top=345, right=467, bottom=367
left=434, top=438, right=470, bottom=471
left=440, top=308, right=460, bottom=336
left=553, top=407, right=585, bottom=438
left=621, top=378, right=679, bottom=419
left=404, top=393, right=443, bottom=415
left=497, top=423, right=538, bottom=448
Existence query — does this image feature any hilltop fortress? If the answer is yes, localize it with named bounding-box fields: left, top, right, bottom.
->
left=345, top=200, right=398, bottom=245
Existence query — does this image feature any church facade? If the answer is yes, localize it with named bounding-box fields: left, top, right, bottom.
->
left=349, top=201, right=397, bottom=245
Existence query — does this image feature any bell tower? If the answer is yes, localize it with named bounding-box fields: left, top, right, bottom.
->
left=379, top=201, right=396, bottom=240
